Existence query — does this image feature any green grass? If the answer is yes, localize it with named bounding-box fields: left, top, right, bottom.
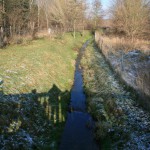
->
left=0, top=31, right=91, bottom=94
left=0, top=31, right=92, bottom=149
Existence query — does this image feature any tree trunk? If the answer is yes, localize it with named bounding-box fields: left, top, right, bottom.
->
left=0, top=27, right=4, bottom=48
left=73, top=20, right=76, bottom=39
left=37, top=0, right=40, bottom=30
left=45, top=12, right=49, bottom=30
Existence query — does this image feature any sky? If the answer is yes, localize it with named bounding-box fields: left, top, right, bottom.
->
left=101, top=0, right=111, bottom=10
left=88, top=0, right=112, bottom=11
left=87, top=0, right=112, bottom=19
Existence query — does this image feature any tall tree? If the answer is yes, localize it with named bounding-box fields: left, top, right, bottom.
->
left=44, top=0, right=86, bottom=37
left=92, top=0, right=102, bottom=29
left=110, top=0, right=150, bottom=39
left=2, top=0, right=30, bottom=35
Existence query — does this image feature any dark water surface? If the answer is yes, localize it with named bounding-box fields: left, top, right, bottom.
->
left=59, top=41, right=99, bottom=150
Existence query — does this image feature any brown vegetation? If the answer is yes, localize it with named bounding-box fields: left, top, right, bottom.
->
left=110, top=0, right=150, bottom=39
left=95, top=31, right=150, bottom=110
left=0, top=0, right=93, bottom=47
left=96, top=35, right=150, bottom=54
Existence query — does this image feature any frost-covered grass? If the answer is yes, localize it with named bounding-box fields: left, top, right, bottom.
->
left=0, top=31, right=92, bottom=149
left=95, top=31, right=150, bottom=111
left=81, top=42, right=150, bottom=149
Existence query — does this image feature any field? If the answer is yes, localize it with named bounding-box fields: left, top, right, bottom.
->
left=0, top=32, right=91, bottom=94
left=0, top=32, right=91, bottom=149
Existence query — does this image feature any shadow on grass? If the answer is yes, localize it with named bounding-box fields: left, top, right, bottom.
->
left=0, top=84, right=70, bottom=150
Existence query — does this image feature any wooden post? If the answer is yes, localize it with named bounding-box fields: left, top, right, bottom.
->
left=0, top=27, right=4, bottom=47
left=73, top=20, right=76, bottom=39
left=121, top=51, right=124, bottom=71
left=10, top=26, right=12, bottom=37
left=0, top=79, right=4, bottom=95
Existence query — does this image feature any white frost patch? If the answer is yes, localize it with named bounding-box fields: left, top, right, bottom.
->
left=5, top=70, right=18, bottom=74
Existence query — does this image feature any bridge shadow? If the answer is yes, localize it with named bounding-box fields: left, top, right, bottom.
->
left=0, top=84, right=70, bottom=149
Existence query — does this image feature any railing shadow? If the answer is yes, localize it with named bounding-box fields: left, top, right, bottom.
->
left=0, top=84, right=70, bottom=149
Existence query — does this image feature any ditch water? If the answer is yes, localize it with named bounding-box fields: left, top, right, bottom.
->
left=59, top=41, right=99, bottom=150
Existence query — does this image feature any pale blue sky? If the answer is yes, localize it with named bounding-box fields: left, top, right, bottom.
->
left=101, top=0, right=111, bottom=10
left=86, top=0, right=112, bottom=18
left=88, top=0, right=111, bottom=10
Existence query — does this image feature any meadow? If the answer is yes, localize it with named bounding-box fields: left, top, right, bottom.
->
left=0, top=32, right=91, bottom=149
left=0, top=33, right=91, bottom=94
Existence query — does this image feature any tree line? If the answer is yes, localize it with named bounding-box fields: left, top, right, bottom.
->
left=109, top=0, right=150, bottom=39
left=0, top=0, right=149, bottom=47
left=0, top=0, right=102, bottom=47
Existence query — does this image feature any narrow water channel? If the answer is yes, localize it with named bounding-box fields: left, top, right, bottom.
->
left=59, top=41, right=99, bottom=150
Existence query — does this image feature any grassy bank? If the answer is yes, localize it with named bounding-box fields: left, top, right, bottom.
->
left=95, top=31, right=150, bottom=111
left=81, top=42, right=150, bottom=149
left=0, top=32, right=90, bottom=94
left=81, top=42, right=117, bottom=149
left=0, top=31, right=91, bottom=149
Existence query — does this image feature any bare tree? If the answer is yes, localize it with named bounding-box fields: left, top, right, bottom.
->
left=0, top=0, right=88, bottom=45
left=92, top=0, right=103, bottom=29
left=43, top=0, right=86, bottom=37
left=110, top=0, right=150, bottom=39
left=65, top=0, right=86, bottom=38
